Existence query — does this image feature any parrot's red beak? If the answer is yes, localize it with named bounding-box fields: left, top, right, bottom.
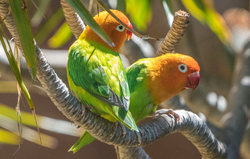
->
left=185, top=71, right=200, bottom=90
left=127, top=23, right=133, bottom=40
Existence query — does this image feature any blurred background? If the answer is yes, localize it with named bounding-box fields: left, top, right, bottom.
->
left=0, top=0, right=249, bottom=158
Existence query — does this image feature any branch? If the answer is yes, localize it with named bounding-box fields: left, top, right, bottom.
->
left=0, top=1, right=227, bottom=158
left=115, top=146, right=151, bottom=159
left=156, top=10, right=189, bottom=56
left=60, top=0, right=85, bottom=39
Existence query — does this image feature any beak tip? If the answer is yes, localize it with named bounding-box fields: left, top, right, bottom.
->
left=127, top=23, right=133, bottom=41
left=186, top=71, right=200, bottom=91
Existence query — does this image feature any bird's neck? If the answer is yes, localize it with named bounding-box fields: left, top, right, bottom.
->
left=147, top=61, right=178, bottom=104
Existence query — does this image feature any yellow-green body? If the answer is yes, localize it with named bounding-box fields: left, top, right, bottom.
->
left=67, top=39, right=137, bottom=130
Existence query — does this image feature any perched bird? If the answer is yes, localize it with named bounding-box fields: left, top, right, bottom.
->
left=127, top=53, right=200, bottom=122
left=70, top=53, right=200, bottom=153
left=67, top=10, right=138, bottom=153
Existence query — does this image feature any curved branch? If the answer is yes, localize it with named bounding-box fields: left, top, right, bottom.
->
left=156, top=10, right=189, bottom=56
left=0, top=1, right=227, bottom=159
left=60, top=0, right=85, bottom=39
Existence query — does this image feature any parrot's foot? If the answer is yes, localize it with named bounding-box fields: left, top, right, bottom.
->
left=115, top=121, right=127, bottom=137
left=153, top=109, right=180, bottom=122
left=136, top=131, right=142, bottom=146
left=121, top=124, right=127, bottom=138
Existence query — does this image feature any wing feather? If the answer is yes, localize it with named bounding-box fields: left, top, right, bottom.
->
left=68, top=44, right=128, bottom=108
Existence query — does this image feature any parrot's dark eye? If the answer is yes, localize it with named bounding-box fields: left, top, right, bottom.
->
left=116, top=25, right=125, bottom=32
left=178, top=64, right=187, bottom=73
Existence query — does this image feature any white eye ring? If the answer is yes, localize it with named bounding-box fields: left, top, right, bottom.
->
left=178, top=64, right=187, bottom=73
left=116, top=25, right=125, bottom=32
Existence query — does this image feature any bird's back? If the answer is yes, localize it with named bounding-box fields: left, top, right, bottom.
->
left=126, top=59, right=157, bottom=122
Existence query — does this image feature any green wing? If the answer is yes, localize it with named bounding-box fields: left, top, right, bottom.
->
left=126, top=60, right=149, bottom=93
left=68, top=44, right=129, bottom=110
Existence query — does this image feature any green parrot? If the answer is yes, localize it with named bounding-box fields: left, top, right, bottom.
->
left=67, top=10, right=138, bottom=153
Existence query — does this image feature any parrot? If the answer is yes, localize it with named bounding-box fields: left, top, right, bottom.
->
left=67, top=10, right=138, bottom=152
left=69, top=53, right=200, bottom=153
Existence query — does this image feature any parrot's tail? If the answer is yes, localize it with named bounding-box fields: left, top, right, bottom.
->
left=69, top=131, right=96, bottom=153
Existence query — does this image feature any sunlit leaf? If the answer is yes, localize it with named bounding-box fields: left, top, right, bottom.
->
left=0, top=129, right=19, bottom=145
left=65, top=0, right=114, bottom=46
left=125, top=0, right=152, bottom=31
left=181, top=0, right=231, bottom=45
left=9, top=0, right=37, bottom=78
left=48, top=22, right=73, bottom=48
left=0, top=104, right=37, bottom=127
left=161, top=0, right=174, bottom=27
left=35, top=7, right=64, bottom=45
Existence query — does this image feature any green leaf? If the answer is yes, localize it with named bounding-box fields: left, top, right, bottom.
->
left=65, top=0, right=114, bottom=46
left=9, top=0, right=37, bottom=78
left=125, top=0, right=152, bottom=31
left=35, top=7, right=64, bottom=45
left=48, top=22, right=73, bottom=48
left=0, top=129, right=19, bottom=145
left=161, top=0, right=174, bottom=27
left=0, top=26, right=34, bottom=111
left=181, top=0, right=231, bottom=45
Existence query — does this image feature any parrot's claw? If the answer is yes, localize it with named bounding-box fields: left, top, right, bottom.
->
left=153, top=109, right=180, bottom=122
left=121, top=124, right=127, bottom=138
left=136, top=131, right=142, bottom=146
left=115, top=121, right=119, bottom=128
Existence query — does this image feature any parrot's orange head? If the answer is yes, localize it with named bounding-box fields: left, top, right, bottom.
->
left=148, top=53, right=200, bottom=104
left=80, top=10, right=133, bottom=52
